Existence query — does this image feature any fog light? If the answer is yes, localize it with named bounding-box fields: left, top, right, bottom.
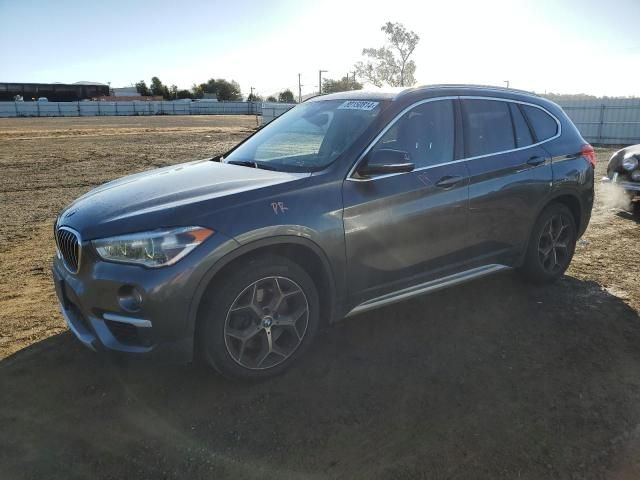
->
left=631, top=170, right=640, bottom=182
left=117, top=285, right=143, bottom=312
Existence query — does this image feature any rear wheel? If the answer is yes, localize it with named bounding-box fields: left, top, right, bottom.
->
left=199, top=256, right=319, bottom=380
left=519, top=203, right=577, bottom=284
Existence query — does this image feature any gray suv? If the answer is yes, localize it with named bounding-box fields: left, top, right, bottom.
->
left=52, top=85, right=595, bottom=379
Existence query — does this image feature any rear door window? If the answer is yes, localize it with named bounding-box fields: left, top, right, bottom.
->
left=509, top=103, right=533, bottom=148
left=461, top=99, right=515, bottom=157
left=520, top=104, right=558, bottom=141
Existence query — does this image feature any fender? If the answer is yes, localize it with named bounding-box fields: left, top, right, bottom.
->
left=185, top=233, right=341, bottom=349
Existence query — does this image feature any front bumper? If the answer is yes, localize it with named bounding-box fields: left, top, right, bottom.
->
left=53, top=265, right=156, bottom=354
left=601, top=175, right=640, bottom=193
left=51, top=235, right=228, bottom=363
left=51, top=229, right=238, bottom=362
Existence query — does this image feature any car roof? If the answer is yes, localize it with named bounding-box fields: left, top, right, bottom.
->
left=308, top=84, right=541, bottom=103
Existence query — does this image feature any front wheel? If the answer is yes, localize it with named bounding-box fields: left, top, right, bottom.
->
left=198, top=256, right=320, bottom=380
left=519, top=203, right=577, bottom=284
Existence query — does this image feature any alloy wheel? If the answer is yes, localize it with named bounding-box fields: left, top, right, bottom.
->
left=537, top=213, right=572, bottom=274
left=224, top=276, right=309, bottom=370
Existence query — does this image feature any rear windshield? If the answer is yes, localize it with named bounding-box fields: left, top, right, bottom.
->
left=224, top=99, right=386, bottom=172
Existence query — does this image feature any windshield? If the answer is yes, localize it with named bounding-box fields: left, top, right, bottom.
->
left=224, top=99, right=386, bottom=172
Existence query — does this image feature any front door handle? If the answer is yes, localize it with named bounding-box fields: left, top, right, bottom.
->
left=527, top=156, right=546, bottom=166
left=435, top=175, right=464, bottom=188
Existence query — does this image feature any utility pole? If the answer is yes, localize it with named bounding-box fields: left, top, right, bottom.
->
left=318, top=69, right=327, bottom=95
left=504, top=80, right=510, bottom=88
left=298, top=73, right=303, bottom=103
left=249, top=86, right=257, bottom=123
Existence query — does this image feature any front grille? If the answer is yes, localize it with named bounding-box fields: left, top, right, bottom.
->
left=56, top=227, right=81, bottom=273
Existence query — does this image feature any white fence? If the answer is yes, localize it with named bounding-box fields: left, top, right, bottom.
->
left=2, top=97, right=639, bottom=145
left=557, top=98, right=640, bottom=145
left=260, top=102, right=296, bottom=124
left=0, top=100, right=262, bottom=117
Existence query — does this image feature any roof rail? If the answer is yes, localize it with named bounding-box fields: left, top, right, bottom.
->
left=408, top=84, right=537, bottom=96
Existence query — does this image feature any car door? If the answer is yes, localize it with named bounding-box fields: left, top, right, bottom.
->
left=342, top=98, right=470, bottom=306
left=461, top=98, right=554, bottom=265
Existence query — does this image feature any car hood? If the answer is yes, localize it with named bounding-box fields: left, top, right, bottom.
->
left=57, top=159, right=307, bottom=239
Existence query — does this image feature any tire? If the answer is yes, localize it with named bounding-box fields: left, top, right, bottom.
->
left=519, top=203, right=577, bottom=284
left=198, top=255, right=320, bottom=380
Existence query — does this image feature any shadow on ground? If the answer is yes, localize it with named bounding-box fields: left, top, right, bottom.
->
left=2, top=273, right=640, bottom=480
left=616, top=205, right=640, bottom=223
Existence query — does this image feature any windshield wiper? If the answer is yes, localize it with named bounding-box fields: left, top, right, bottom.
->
left=226, top=159, right=257, bottom=168
left=225, top=160, right=278, bottom=171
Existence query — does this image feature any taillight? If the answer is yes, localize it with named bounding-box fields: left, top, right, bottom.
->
left=581, top=144, right=597, bottom=168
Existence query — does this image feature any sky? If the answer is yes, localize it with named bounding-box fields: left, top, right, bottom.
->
left=1, top=0, right=639, bottom=98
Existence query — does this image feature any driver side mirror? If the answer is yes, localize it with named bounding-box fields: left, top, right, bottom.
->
left=358, top=148, right=414, bottom=177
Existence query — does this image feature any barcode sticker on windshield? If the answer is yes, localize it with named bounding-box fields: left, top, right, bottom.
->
left=337, top=100, right=379, bottom=111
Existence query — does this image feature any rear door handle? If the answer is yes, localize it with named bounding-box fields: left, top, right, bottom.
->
left=435, top=175, right=464, bottom=188
left=527, top=156, right=546, bottom=166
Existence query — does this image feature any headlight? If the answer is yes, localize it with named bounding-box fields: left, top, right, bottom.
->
left=632, top=170, right=640, bottom=182
left=93, top=226, right=214, bottom=267
left=622, top=155, right=639, bottom=171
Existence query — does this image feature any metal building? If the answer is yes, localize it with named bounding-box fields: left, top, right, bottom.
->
left=0, top=82, right=109, bottom=101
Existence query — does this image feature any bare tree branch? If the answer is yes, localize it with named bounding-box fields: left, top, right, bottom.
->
left=355, top=22, right=420, bottom=87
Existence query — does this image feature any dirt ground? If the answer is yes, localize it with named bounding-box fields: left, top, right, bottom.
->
left=1, top=115, right=639, bottom=480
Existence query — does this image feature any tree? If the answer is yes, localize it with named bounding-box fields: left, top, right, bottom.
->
left=150, top=77, right=172, bottom=99
left=192, top=78, right=242, bottom=101
left=322, top=76, right=363, bottom=94
left=135, top=80, right=150, bottom=96
left=176, top=89, right=193, bottom=99
left=169, top=84, right=178, bottom=99
left=150, top=76, right=165, bottom=97
left=247, top=92, right=263, bottom=102
left=278, top=89, right=295, bottom=103
left=355, top=22, right=419, bottom=87
left=191, top=83, right=204, bottom=99
left=216, top=79, right=242, bottom=101
left=266, top=95, right=277, bottom=102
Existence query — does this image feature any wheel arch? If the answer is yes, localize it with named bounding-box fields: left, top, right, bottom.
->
left=549, top=193, right=582, bottom=234
left=188, top=236, right=339, bottom=353
left=517, top=192, right=583, bottom=267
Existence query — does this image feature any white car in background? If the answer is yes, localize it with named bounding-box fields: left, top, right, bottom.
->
left=603, top=145, right=640, bottom=203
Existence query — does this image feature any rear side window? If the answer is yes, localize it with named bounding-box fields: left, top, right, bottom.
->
left=521, top=104, right=558, bottom=141
left=461, top=99, right=515, bottom=157
left=509, top=103, right=533, bottom=147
